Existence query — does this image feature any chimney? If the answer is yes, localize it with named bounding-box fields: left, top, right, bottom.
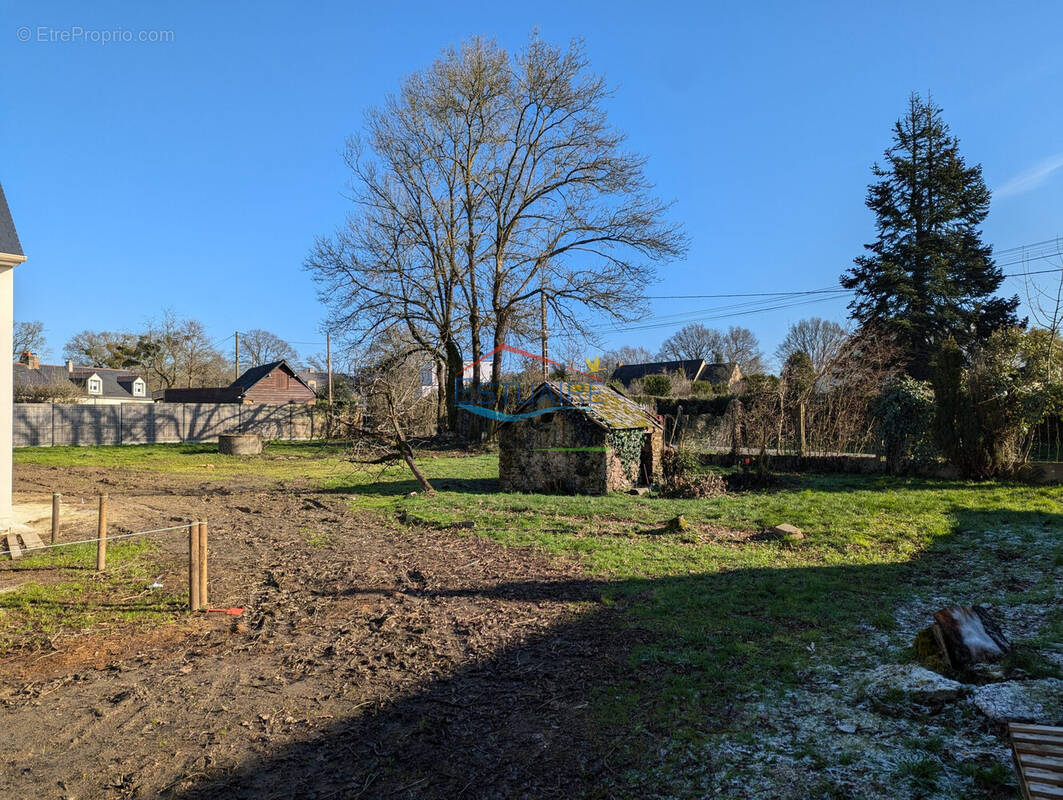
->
left=66, top=360, right=74, bottom=373
left=19, top=350, right=39, bottom=369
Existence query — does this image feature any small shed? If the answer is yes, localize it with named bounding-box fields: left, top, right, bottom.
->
left=498, top=382, right=663, bottom=495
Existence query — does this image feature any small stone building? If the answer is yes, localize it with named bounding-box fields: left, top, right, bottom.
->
left=498, top=382, right=664, bottom=494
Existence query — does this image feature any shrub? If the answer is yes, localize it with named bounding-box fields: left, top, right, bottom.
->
left=873, top=376, right=937, bottom=474
left=966, top=329, right=1058, bottom=473
left=691, top=380, right=715, bottom=396
left=13, top=378, right=82, bottom=403
left=932, top=330, right=1063, bottom=477
left=660, top=448, right=726, bottom=498
left=641, top=375, right=671, bottom=396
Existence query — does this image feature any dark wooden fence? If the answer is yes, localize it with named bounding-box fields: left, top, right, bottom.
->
left=13, top=402, right=326, bottom=447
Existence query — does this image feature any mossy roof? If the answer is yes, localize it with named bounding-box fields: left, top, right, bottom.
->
left=522, top=381, right=662, bottom=430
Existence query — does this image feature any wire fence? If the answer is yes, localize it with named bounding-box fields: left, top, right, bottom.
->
left=2, top=496, right=215, bottom=612
left=1030, top=417, right=1063, bottom=463
left=13, top=522, right=194, bottom=554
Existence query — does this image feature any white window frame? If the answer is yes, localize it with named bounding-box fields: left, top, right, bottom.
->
left=132, top=378, right=146, bottom=397
left=87, top=376, right=103, bottom=395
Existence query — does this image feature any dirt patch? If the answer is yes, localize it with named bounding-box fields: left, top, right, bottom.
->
left=1, top=463, right=629, bottom=799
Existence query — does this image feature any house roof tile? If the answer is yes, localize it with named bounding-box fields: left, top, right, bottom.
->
left=0, top=181, right=24, bottom=258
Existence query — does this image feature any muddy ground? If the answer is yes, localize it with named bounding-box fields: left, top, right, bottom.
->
left=1, top=464, right=634, bottom=800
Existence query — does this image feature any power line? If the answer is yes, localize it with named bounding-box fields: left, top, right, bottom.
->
left=640, top=236, right=1063, bottom=302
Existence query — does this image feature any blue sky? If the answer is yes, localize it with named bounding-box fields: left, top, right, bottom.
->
left=3, top=0, right=1062, bottom=369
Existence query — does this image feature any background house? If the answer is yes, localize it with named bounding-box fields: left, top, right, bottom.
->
left=160, top=359, right=316, bottom=404
left=498, top=382, right=663, bottom=494
left=13, top=352, right=151, bottom=404
left=420, top=360, right=494, bottom=398
left=611, top=359, right=742, bottom=392
left=297, top=368, right=358, bottom=402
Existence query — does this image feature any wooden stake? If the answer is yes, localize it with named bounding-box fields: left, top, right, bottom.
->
left=197, top=520, right=208, bottom=609
left=96, top=494, right=108, bottom=571
left=188, top=522, right=200, bottom=612
left=51, top=493, right=61, bottom=545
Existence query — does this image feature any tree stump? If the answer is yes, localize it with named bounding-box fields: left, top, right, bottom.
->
left=915, top=606, right=1010, bottom=673
left=218, top=433, right=262, bottom=456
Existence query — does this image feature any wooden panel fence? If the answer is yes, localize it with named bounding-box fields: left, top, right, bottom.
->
left=13, top=402, right=326, bottom=447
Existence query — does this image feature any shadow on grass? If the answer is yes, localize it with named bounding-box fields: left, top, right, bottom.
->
left=165, top=509, right=1058, bottom=799
left=321, top=476, right=500, bottom=497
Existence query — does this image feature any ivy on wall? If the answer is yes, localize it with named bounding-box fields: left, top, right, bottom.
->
left=607, top=428, right=646, bottom=482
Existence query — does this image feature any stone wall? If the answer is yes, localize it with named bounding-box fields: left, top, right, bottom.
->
left=498, top=411, right=609, bottom=494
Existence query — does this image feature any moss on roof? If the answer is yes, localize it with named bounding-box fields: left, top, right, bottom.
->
left=532, top=381, right=661, bottom=430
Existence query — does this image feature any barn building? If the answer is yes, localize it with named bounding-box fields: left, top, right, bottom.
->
left=498, top=382, right=663, bottom=495
left=159, top=360, right=316, bottom=405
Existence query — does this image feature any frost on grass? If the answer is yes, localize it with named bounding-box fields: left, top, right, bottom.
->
left=631, top=524, right=1060, bottom=799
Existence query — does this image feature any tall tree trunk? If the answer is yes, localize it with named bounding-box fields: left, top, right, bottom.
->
left=434, top=358, right=445, bottom=434
left=444, top=338, right=463, bottom=431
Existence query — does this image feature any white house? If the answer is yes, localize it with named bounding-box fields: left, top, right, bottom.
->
left=419, top=360, right=494, bottom=398
left=1, top=181, right=27, bottom=538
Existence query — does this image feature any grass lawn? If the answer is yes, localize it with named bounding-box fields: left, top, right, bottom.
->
left=11, top=442, right=1063, bottom=797
left=0, top=539, right=187, bottom=652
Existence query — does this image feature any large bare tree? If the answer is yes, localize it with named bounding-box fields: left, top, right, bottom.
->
left=718, top=325, right=765, bottom=375
left=477, top=37, right=686, bottom=401
left=13, top=320, right=47, bottom=360
left=240, top=328, right=298, bottom=368
left=141, top=312, right=230, bottom=390
left=307, top=35, right=685, bottom=428
left=658, top=323, right=722, bottom=362
left=63, top=329, right=139, bottom=367
left=775, top=317, right=849, bottom=377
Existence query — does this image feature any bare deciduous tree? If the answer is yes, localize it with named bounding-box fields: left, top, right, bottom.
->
left=1022, top=246, right=1063, bottom=379
left=63, top=329, right=138, bottom=367
left=13, top=320, right=47, bottom=360
left=719, top=325, right=765, bottom=375
left=658, top=324, right=722, bottom=362
left=657, top=324, right=764, bottom=374
left=349, top=336, right=436, bottom=493
left=478, top=37, right=686, bottom=404
left=600, top=344, right=654, bottom=372
left=775, top=317, right=850, bottom=377
left=307, top=35, right=685, bottom=430
left=141, top=312, right=230, bottom=390
left=240, top=328, right=299, bottom=368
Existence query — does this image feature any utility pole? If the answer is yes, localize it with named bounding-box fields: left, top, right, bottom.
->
left=326, top=331, right=333, bottom=407
left=540, top=261, right=548, bottom=380
left=234, top=331, right=240, bottom=380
